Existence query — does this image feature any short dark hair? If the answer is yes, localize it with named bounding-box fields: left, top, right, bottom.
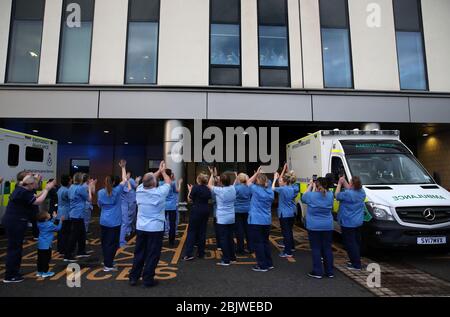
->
left=37, top=210, right=49, bottom=222
left=17, top=170, right=30, bottom=182
left=220, top=173, right=231, bottom=186
left=165, top=169, right=173, bottom=177
left=352, top=176, right=363, bottom=190
left=60, top=174, right=71, bottom=187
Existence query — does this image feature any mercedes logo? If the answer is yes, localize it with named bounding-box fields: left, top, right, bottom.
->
left=422, top=208, right=436, bottom=222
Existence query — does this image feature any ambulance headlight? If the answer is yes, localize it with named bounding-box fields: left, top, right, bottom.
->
left=366, top=202, right=395, bottom=221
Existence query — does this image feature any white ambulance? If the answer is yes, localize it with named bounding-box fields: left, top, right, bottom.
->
left=287, top=129, right=450, bottom=251
left=0, top=128, right=58, bottom=221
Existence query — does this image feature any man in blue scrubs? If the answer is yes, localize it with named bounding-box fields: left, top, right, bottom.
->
left=129, top=161, right=171, bottom=288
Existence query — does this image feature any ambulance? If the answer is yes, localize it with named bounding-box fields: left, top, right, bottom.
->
left=0, top=128, right=58, bottom=221
left=287, top=129, right=450, bottom=251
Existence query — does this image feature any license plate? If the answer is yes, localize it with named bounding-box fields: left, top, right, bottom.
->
left=417, top=236, right=447, bottom=245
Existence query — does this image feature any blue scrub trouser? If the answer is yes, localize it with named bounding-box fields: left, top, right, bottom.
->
left=341, top=226, right=362, bottom=269
left=248, top=224, right=272, bottom=269
left=129, top=230, right=163, bottom=286
left=280, top=217, right=295, bottom=255
left=234, top=212, right=249, bottom=253
left=184, top=212, right=209, bottom=257
left=307, top=230, right=334, bottom=276
left=165, top=210, right=177, bottom=245
left=120, top=201, right=136, bottom=247
left=84, top=208, right=92, bottom=232
left=101, top=225, right=121, bottom=268
left=4, top=221, right=28, bottom=279
left=216, top=223, right=236, bottom=263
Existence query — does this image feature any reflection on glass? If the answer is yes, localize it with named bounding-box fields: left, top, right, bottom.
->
left=396, top=31, right=427, bottom=90
left=321, top=28, right=352, bottom=88
left=58, top=22, right=93, bottom=83
left=126, top=22, right=159, bottom=84
left=211, top=24, right=240, bottom=66
left=259, top=26, right=288, bottom=67
left=7, top=21, right=43, bottom=83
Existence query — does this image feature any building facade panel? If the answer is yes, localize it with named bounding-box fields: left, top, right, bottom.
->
left=312, top=95, right=410, bottom=122
left=410, top=97, right=450, bottom=123
left=98, top=90, right=207, bottom=119
left=38, top=0, right=63, bottom=84
left=348, top=0, right=400, bottom=91
left=89, top=0, right=128, bottom=84
left=241, top=0, right=259, bottom=87
left=421, top=0, right=450, bottom=93
left=299, top=0, right=323, bottom=89
left=0, top=89, right=98, bottom=117
left=0, top=0, right=12, bottom=84
left=288, top=0, right=303, bottom=88
left=207, top=92, right=312, bottom=121
left=157, top=0, right=209, bottom=86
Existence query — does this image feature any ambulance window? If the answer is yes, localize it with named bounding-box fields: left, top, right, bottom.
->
left=25, top=147, right=44, bottom=162
left=331, top=156, right=346, bottom=182
left=8, top=144, right=20, bottom=166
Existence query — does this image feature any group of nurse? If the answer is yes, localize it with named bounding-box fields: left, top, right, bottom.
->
left=302, top=175, right=366, bottom=278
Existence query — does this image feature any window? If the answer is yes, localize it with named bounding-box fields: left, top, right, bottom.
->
left=6, top=0, right=45, bottom=83
left=210, top=0, right=241, bottom=86
left=319, top=0, right=353, bottom=88
left=8, top=144, right=19, bottom=166
left=70, top=159, right=90, bottom=175
left=393, top=0, right=427, bottom=90
left=125, top=0, right=160, bottom=84
left=25, top=147, right=44, bottom=162
left=258, top=0, right=290, bottom=87
left=57, top=0, right=95, bottom=83
left=331, top=156, right=346, bottom=183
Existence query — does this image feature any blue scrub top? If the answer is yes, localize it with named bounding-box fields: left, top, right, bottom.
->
left=336, top=189, right=366, bottom=228
left=68, top=184, right=89, bottom=219
left=37, top=219, right=62, bottom=249
left=164, top=181, right=178, bottom=211
left=136, top=183, right=171, bottom=232
left=248, top=182, right=274, bottom=226
left=122, top=178, right=137, bottom=203
left=234, top=184, right=251, bottom=213
left=274, top=185, right=297, bottom=218
left=56, top=186, right=70, bottom=220
left=98, top=184, right=125, bottom=228
left=301, top=191, right=334, bottom=231
left=212, top=186, right=236, bottom=224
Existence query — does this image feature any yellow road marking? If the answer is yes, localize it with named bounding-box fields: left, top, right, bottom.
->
left=171, top=224, right=189, bottom=265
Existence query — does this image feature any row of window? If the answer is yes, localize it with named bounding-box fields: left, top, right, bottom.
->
left=4, top=0, right=428, bottom=90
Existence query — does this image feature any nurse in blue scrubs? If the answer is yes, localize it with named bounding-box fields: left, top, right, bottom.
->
left=335, top=175, right=366, bottom=270
left=301, top=177, right=334, bottom=279
left=247, top=167, right=274, bottom=272
left=272, top=164, right=299, bottom=258
left=233, top=172, right=252, bottom=254
left=97, top=160, right=129, bottom=271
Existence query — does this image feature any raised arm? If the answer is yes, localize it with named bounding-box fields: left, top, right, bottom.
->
left=305, top=179, right=315, bottom=193
left=87, top=179, right=97, bottom=202
left=233, top=172, right=238, bottom=185
left=247, top=166, right=262, bottom=185
left=280, top=163, right=288, bottom=180
left=272, top=172, right=280, bottom=189
left=176, top=178, right=183, bottom=193
left=160, top=161, right=171, bottom=184
left=207, top=167, right=215, bottom=190
left=335, top=176, right=345, bottom=196
left=119, top=159, right=128, bottom=185
left=33, top=179, right=56, bottom=205
left=187, top=184, right=193, bottom=203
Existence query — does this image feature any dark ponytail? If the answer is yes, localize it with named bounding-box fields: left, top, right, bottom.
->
left=104, top=176, right=113, bottom=196
left=352, top=176, right=362, bottom=190
left=316, top=177, right=329, bottom=196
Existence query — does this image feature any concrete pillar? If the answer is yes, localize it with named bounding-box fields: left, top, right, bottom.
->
left=164, top=120, right=186, bottom=201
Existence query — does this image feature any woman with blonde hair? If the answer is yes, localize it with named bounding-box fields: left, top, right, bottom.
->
left=183, top=173, right=211, bottom=261
left=233, top=172, right=252, bottom=254
left=272, top=163, right=299, bottom=258
left=247, top=167, right=274, bottom=272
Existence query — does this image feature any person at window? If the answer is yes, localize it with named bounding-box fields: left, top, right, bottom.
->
left=233, top=172, right=252, bottom=254
left=2, top=174, right=56, bottom=283
left=36, top=209, right=63, bottom=278
left=301, top=177, right=334, bottom=279
left=183, top=173, right=211, bottom=261
left=272, top=164, right=298, bottom=258
left=56, top=175, right=72, bottom=254
left=64, top=173, right=96, bottom=262
left=335, top=176, right=366, bottom=271
left=129, top=161, right=171, bottom=288
left=208, top=168, right=237, bottom=266
left=98, top=160, right=128, bottom=272
left=247, top=167, right=274, bottom=272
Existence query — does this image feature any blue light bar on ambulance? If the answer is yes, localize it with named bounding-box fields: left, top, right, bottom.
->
left=321, top=130, right=400, bottom=136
